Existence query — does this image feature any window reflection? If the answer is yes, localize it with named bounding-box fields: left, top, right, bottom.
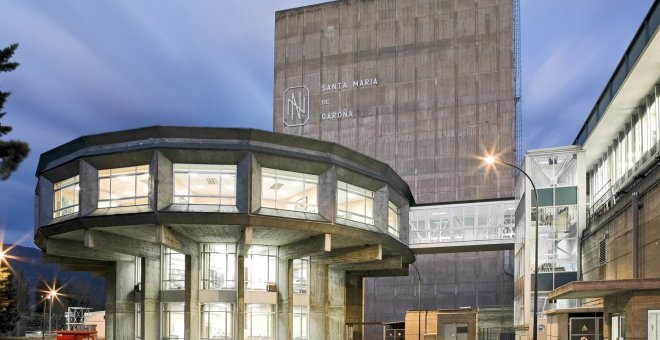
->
left=173, top=164, right=236, bottom=205
left=261, top=168, right=318, bottom=213
left=53, top=176, right=79, bottom=218
left=98, top=165, right=149, bottom=208
left=337, top=181, right=374, bottom=225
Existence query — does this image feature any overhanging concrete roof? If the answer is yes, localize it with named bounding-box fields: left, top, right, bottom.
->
left=548, top=278, right=660, bottom=300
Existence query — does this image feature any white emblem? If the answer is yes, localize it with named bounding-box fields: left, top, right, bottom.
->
left=283, top=86, right=310, bottom=127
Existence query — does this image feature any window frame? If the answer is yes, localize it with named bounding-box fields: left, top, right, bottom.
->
left=98, top=165, right=150, bottom=208
left=173, top=163, right=237, bottom=206
left=337, top=181, right=375, bottom=225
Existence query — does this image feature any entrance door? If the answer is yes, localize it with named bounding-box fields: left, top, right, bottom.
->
left=443, top=323, right=468, bottom=340
left=649, top=310, right=660, bottom=340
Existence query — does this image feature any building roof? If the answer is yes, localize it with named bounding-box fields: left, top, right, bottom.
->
left=574, top=1, right=660, bottom=167
left=548, top=278, right=660, bottom=300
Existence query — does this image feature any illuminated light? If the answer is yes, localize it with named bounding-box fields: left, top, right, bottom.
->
left=124, top=191, right=135, bottom=196
left=117, top=176, right=130, bottom=181
left=195, top=185, right=205, bottom=190
left=484, top=156, right=495, bottom=165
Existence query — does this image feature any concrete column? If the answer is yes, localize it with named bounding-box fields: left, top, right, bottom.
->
left=114, top=260, right=136, bottom=339
left=374, top=186, right=389, bottom=233
left=277, top=258, right=293, bottom=340
left=237, top=255, right=245, bottom=340
left=249, top=154, right=262, bottom=214
left=345, top=273, right=363, bottom=340
left=142, top=257, right=160, bottom=339
left=105, top=265, right=116, bottom=340
left=37, top=176, right=53, bottom=228
left=184, top=254, right=200, bottom=340
left=309, top=261, right=328, bottom=340
left=155, top=151, right=173, bottom=211
left=400, top=203, right=410, bottom=245
left=327, top=269, right=346, bottom=340
left=236, top=154, right=251, bottom=213
left=318, top=166, right=337, bottom=221
left=79, top=160, right=98, bottom=216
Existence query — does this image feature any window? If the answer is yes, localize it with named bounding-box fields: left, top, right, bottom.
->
left=245, top=246, right=277, bottom=291
left=261, top=168, right=318, bottom=213
left=201, top=303, right=233, bottom=340
left=163, top=247, right=185, bottom=290
left=245, top=304, right=275, bottom=340
left=173, top=164, right=236, bottom=205
left=293, top=305, right=308, bottom=340
left=201, top=243, right=236, bottom=289
left=388, top=202, right=400, bottom=237
left=53, top=176, right=79, bottom=218
left=98, top=165, right=149, bottom=208
left=337, top=181, right=374, bottom=225
left=162, top=303, right=185, bottom=340
left=135, top=303, right=142, bottom=340
left=292, top=258, right=309, bottom=293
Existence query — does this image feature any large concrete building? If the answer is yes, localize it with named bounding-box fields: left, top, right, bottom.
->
left=273, top=0, right=519, bottom=336
left=34, top=127, right=415, bottom=340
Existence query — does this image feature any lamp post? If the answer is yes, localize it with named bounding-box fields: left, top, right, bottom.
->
left=410, top=263, right=421, bottom=340
left=483, top=156, right=539, bottom=340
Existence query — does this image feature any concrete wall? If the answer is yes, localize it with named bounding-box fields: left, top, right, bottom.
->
left=274, top=0, right=516, bottom=205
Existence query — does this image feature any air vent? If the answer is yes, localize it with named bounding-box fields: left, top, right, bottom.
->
left=599, top=238, right=607, bottom=266
left=206, top=177, right=219, bottom=185
left=267, top=283, right=277, bottom=292
left=270, top=183, right=284, bottom=190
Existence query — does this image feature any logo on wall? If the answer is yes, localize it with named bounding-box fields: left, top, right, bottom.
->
left=283, top=86, right=310, bottom=127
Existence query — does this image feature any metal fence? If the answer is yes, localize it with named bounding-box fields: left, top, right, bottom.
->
left=478, top=327, right=515, bottom=340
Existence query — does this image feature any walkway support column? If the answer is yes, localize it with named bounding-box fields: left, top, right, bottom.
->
left=142, top=257, right=160, bottom=339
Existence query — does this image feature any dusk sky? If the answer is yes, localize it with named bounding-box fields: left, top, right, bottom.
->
left=0, top=0, right=654, bottom=246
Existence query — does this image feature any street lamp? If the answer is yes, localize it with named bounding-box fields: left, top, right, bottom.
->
left=48, top=289, right=57, bottom=333
left=483, top=155, right=540, bottom=340
left=410, top=263, right=422, bottom=340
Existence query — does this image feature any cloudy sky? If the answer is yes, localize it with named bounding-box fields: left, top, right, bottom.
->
left=0, top=0, right=654, bottom=246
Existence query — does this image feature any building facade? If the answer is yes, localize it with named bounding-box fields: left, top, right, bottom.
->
left=515, top=1, right=660, bottom=339
left=34, top=127, right=415, bottom=340
left=274, top=1, right=519, bottom=336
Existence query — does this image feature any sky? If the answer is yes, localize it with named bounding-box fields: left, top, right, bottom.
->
left=0, top=0, right=655, bottom=246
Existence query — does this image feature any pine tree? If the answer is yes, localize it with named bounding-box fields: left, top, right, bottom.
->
left=0, top=264, right=18, bottom=333
left=0, top=43, right=29, bottom=180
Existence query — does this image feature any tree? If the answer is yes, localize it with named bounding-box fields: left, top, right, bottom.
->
left=0, top=43, right=29, bottom=180
left=0, top=264, right=18, bottom=334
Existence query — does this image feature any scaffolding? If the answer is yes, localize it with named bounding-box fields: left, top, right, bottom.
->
left=64, top=307, right=94, bottom=331
left=513, top=0, right=523, bottom=167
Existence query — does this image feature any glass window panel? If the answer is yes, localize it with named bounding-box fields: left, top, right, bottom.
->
left=163, top=303, right=185, bottom=340
left=531, top=188, right=554, bottom=207
left=388, top=202, right=400, bottom=237
left=53, top=176, right=80, bottom=218
left=163, top=248, right=186, bottom=290
left=245, top=304, right=274, bottom=339
left=173, top=164, right=236, bottom=206
left=555, top=187, right=577, bottom=205
left=261, top=168, right=318, bottom=213
left=245, top=246, right=277, bottom=291
left=98, top=165, right=149, bottom=208
left=202, top=243, right=236, bottom=289
left=202, top=303, right=233, bottom=340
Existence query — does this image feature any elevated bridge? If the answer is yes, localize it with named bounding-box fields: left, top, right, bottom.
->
left=408, top=200, right=515, bottom=254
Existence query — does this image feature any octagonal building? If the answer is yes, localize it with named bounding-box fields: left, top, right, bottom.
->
left=34, top=126, right=415, bottom=340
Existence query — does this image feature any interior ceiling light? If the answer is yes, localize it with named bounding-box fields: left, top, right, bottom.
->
left=270, top=183, right=284, bottom=190
left=206, top=177, right=219, bottom=185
